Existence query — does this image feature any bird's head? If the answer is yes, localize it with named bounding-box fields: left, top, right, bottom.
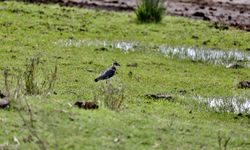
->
left=112, top=61, right=120, bottom=67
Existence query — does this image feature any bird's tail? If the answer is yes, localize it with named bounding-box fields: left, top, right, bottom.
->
left=94, top=78, right=99, bottom=82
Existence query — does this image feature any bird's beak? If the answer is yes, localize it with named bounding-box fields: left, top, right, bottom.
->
left=117, top=63, right=121, bottom=66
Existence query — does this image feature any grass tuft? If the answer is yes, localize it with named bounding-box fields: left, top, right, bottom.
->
left=94, top=82, right=125, bottom=111
left=24, top=56, right=57, bottom=96
left=2, top=56, right=58, bottom=99
left=24, top=57, right=40, bottom=95
left=135, top=0, right=165, bottom=23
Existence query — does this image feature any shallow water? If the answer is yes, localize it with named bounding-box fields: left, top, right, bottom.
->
left=56, top=39, right=137, bottom=52
left=159, top=46, right=250, bottom=67
left=196, top=96, right=250, bottom=114
left=55, top=39, right=250, bottom=67
left=55, top=39, right=250, bottom=114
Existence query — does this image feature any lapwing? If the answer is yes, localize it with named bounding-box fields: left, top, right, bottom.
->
left=94, top=61, right=120, bottom=82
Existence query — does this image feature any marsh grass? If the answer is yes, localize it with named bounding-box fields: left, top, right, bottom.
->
left=94, top=81, right=125, bottom=111
left=2, top=56, right=58, bottom=99
left=135, top=0, right=165, bottom=23
left=24, top=56, right=58, bottom=96
left=3, top=68, right=23, bottom=101
left=1, top=56, right=57, bottom=150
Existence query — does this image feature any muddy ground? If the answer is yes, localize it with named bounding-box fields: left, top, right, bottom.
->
left=167, top=0, right=250, bottom=31
left=24, top=0, right=250, bottom=31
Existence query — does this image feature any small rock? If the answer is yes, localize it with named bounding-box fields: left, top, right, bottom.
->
left=238, top=81, right=250, bottom=89
left=84, top=101, right=99, bottom=109
left=0, top=99, right=10, bottom=109
left=237, top=113, right=243, bottom=117
left=114, top=138, right=119, bottom=143
left=94, top=47, right=108, bottom=51
left=69, top=116, right=74, bottom=121
left=192, top=12, right=210, bottom=20
left=191, top=35, right=199, bottom=39
left=200, top=6, right=205, bottom=9
left=226, top=63, right=244, bottom=69
left=13, top=136, right=20, bottom=146
left=145, top=93, right=173, bottom=101
left=74, top=101, right=84, bottom=108
left=209, top=7, right=217, bottom=11
left=202, top=40, right=210, bottom=45
left=86, top=68, right=94, bottom=72
left=127, top=63, right=138, bottom=67
left=189, top=110, right=192, bottom=114
left=74, top=101, right=99, bottom=110
left=179, top=90, right=187, bottom=95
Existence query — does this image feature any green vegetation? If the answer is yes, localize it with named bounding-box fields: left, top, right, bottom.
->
left=23, top=56, right=57, bottom=96
left=94, top=82, right=125, bottom=111
left=135, top=0, right=165, bottom=23
left=0, top=1, right=250, bottom=149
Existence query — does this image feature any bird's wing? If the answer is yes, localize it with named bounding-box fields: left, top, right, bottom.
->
left=97, top=68, right=115, bottom=80
left=101, top=69, right=115, bottom=78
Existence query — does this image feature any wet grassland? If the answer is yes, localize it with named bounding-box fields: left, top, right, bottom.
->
left=0, top=1, right=250, bottom=149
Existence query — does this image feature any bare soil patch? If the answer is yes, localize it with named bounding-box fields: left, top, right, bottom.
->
left=22, top=0, right=250, bottom=30
left=167, top=0, right=250, bottom=31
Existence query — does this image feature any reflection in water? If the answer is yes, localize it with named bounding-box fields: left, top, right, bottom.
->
left=55, top=39, right=250, bottom=67
left=159, top=46, right=250, bottom=67
left=56, top=39, right=136, bottom=52
left=196, top=96, right=250, bottom=114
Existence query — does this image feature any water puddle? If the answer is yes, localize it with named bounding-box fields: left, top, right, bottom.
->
left=159, top=46, right=250, bottom=67
left=195, top=96, right=250, bottom=114
left=55, top=39, right=250, bottom=67
left=55, top=39, right=137, bottom=52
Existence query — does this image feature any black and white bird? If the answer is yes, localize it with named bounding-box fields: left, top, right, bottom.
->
left=94, top=61, right=120, bottom=82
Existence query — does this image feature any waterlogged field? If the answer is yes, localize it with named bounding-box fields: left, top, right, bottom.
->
left=0, top=1, right=250, bottom=149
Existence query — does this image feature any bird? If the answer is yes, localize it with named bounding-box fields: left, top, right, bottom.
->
left=94, top=61, right=120, bottom=82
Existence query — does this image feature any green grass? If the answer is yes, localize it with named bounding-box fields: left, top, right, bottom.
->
left=135, top=0, right=165, bottom=23
left=0, top=1, right=250, bottom=149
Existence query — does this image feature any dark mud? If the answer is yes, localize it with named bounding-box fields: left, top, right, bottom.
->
left=20, top=0, right=250, bottom=31
left=21, top=0, right=135, bottom=11
left=145, top=93, right=173, bottom=101
left=238, top=81, right=250, bottom=89
left=74, top=100, right=99, bottom=109
left=167, top=0, right=250, bottom=31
